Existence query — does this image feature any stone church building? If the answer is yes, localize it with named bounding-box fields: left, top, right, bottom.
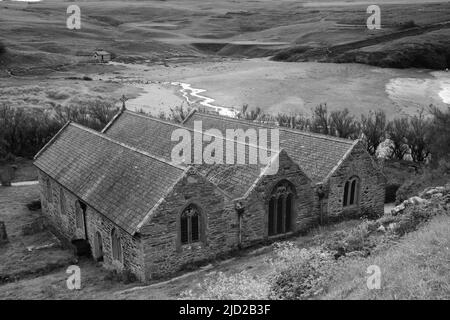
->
left=34, top=109, right=385, bottom=281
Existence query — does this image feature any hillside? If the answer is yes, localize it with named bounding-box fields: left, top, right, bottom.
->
left=1, top=0, right=450, bottom=74
left=273, top=25, right=450, bottom=70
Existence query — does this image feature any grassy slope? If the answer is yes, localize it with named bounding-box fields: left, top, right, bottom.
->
left=1, top=0, right=449, bottom=73
left=333, top=29, right=450, bottom=69
left=325, top=214, right=450, bottom=299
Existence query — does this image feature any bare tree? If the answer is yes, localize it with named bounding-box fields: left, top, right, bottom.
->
left=361, top=110, right=386, bottom=156
left=405, top=109, right=431, bottom=163
left=386, top=117, right=409, bottom=160
left=329, top=108, right=360, bottom=139
left=310, top=103, right=329, bottom=135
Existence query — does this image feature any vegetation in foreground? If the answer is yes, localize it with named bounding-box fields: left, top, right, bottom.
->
left=182, top=184, right=450, bottom=300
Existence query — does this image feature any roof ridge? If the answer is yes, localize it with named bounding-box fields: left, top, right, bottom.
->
left=68, top=122, right=186, bottom=171
left=186, top=109, right=274, bottom=129
left=101, top=107, right=126, bottom=134
left=34, top=121, right=72, bottom=160
left=122, top=110, right=279, bottom=153
left=189, top=110, right=355, bottom=144
left=279, top=127, right=355, bottom=144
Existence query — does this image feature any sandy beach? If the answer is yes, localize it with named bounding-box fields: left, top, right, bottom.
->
left=106, top=59, right=450, bottom=118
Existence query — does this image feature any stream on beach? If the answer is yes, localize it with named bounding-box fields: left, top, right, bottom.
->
left=104, top=60, right=450, bottom=117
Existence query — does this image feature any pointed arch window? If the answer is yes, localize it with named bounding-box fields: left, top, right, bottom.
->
left=268, top=180, right=295, bottom=236
left=180, top=204, right=201, bottom=245
left=111, top=228, right=122, bottom=263
left=75, top=200, right=84, bottom=230
left=343, top=176, right=360, bottom=207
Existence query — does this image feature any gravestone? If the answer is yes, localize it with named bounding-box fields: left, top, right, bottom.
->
left=0, top=221, right=8, bottom=244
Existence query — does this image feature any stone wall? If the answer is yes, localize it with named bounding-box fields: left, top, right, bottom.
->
left=37, top=170, right=145, bottom=281
left=238, top=150, right=317, bottom=247
left=140, top=152, right=317, bottom=279
left=326, top=141, right=386, bottom=220
left=140, top=170, right=234, bottom=279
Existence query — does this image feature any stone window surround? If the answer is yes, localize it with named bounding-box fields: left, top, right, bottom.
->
left=343, top=175, right=361, bottom=208
left=176, top=201, right=207, bottom=251
left=111, top=228, right=124, bottom=264
left=75, top=199, right=85, bottom=232
left=266, top=179, right=298, bottom=238
left=93, top=230, right=104, bottom=261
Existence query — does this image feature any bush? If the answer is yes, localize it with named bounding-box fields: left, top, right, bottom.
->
left=181, top=271, right=269, bottom=300
left=104, top=269, right=137, bottom=284
left=395, top=168, right=449, bottom=203
left=268, top=243, right=333, bottom=299
left=322, top=220, right=378, bottom=257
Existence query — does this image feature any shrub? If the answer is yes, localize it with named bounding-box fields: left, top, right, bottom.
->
left=181, top=271, right=269, bottom=300
left=104, top=269, right=137, bottom=284
left=322, top=220, right=377, bottom=257
left=268, top=243, right=333, bottom=299
left=395, top=168, right=449, bottom=203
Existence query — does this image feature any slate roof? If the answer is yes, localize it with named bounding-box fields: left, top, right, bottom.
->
left=183, top=110, right=357, bottom=183
left=104, top=110, right=279, bottom=198
left=34, top=122, right=185, bottom=235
